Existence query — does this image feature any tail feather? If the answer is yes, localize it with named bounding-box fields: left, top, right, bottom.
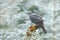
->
left=41, top=25, right=47, bottom=33
left=38, top=24, right=47, bottom=33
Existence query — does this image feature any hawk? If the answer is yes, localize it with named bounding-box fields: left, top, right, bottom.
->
left=27, top=12, right=47, bottom=33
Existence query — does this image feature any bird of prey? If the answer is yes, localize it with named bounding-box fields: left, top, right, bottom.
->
left=27, top=12, right=47, bottom=33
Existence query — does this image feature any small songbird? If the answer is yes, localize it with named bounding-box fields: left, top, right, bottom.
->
left=27, top=12, right=47, bottom=33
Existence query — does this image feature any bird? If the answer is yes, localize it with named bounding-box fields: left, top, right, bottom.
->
left=27, top=12, right=47, bottom=33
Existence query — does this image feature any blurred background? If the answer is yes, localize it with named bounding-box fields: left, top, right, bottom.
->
left=0, top=0, right=60, bottom=40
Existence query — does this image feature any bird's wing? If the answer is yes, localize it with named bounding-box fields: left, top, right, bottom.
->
left=30, top=15, right=43, bottom=24
left=33, top=15, right=44, bottom=21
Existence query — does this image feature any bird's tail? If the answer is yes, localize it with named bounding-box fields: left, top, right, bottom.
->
left=38, top=24, right=47, bottom=33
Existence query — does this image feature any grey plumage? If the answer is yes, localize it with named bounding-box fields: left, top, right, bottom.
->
left=29, top=13, right=47, bottom=33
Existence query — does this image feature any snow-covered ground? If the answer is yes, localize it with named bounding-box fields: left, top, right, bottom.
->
left=0, top=0, right=60, bottom=40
